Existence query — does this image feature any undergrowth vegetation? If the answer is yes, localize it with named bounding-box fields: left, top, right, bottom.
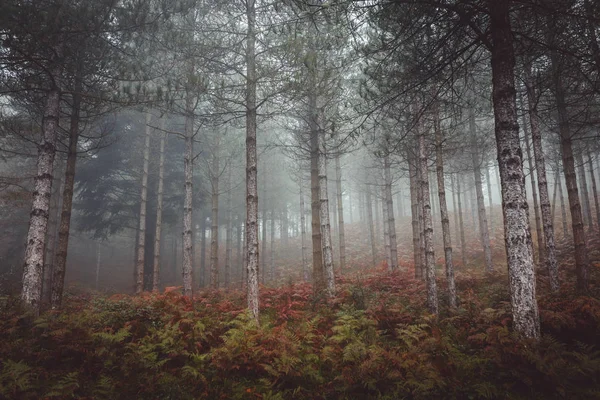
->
left=1, top=264, right=600, bottom=400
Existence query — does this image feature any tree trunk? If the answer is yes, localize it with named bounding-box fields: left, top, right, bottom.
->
left=270, top=208, right=275, bottom=282
left=549, top=16, right=589, bottom=292
left=419, top=130, right=438, bottom=314
left=489, top=0, right=540, bottom=339
left=384, top=153, right=398, bottom=270
left=334, top=146, right=346, bottom=272
left=309, top=113, right=324, bottom=294
left=456, top=175, right=467, bottom=267
left=587, top=152, right=600, bottom=229
left=299, top=176, right=309, bottom=281
left=210, top=137, right=220, bottom=289
left=182, top=97, right=194, bottom=297
left=551, top=171, right=558, bottom=225
left=397, top=190, right=404, bottom=218
left=557, top=170, right=569, bottom=239
left=470, top=109, right=493, bottom=272
left=365, top=183, right=377, bottom=268
left=382, top=187, right=392, bottom=268
left=524, top=61, right=559, bottom=291
left=577, top=151, right=594, bottom=230
left=261, top=172, right=267, bottom=285
left=225, top=163, right=233, bottom=288
left=409, top=150, right=422, bottom=278
left=22, top=81, right=61, bottom=313
left=319, top=133, right=335, bottom=297
left=451, top=174, right=461, bottom=255
left=236, top=215, right=243, bottom=286
left=200, top=213, right=207, bottom=288
left=135, top=113, right=151, bottom=295
left=152, top=119, right=166, bottom=292
left=435, top=110, right=456, bottom=308
left=485, top=164, right=494, bottom=233
left=521, top=109, right=544, bottom=264
left=42, top=163, right=63, bottom=307
left=245, top=0, right=259, bottom=320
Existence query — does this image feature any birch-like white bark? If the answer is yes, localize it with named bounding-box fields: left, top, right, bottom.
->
left=135, top=112, right=151, bottom=295
left=419, top=131, right=438, bottom=314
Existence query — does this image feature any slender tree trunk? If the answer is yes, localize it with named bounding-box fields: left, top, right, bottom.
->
left=365, top=183, right=377, bottom=268
left=42, top=163, right=63, bottom=307
left=384, top=153, right=399, bottom=270
left=577, top=151, right=594, bottom=230
left=470, top=110, right=493, bottom=272
left=22, top=79, right=61, bottom=313
left=486, top=164, right=494, bottom=233
left=374, top=192, right=380, bottom=247
left=524, top=61, right=559, bottom=291
left=236, top=215, right=243, bottom=286
left=521, top=109, right=544, bottom=264
left=225, top=163, right=233, bottom=288
left=135, top=113, right=152, bottom=295
left=558, top=171, right=569, bottom=239
left=587, top=152, right=600, bottom=229
left=417, top=151, right=426, bottom=279
left=261, top=171, right=267, bottom=285
left=335, top=147, right=346, bottom=272
left=382, top=187, right=392, bottom=268
left=551, top=171, right=558, bottom=224
left=397, top=190, right=404, bottom=218
left=319, top=133, right=335, bottom=297
left=245, top=0, right=259, bottom=321
left=549, top=19, right=589, bottom=292
left=489, top=0, right=540, bottom=338
left=95, top=243, right=101, bottom=291
left=269, top=208, right=275, bottom=282
left=419, top=130, right=438, bottom=314
left=299, top=176, right=309, bottom=281
left=200, top=214, right=207, bottom=288
left=152, top=120, right=166, bottom=292
left=457, top=175, right=467, bottom=267
left=435, top=110, right=456, bottom=308
left=209, top=138, right=220, bottom=289
left=451, top=174, right=461, bottom=253
left=309, top=112, right=324, bottom=293
left=182, top=94, right=194, bottom=297
left=348, top=188, right=354, bottom=224
left=408, top=151, right=421, bottom=278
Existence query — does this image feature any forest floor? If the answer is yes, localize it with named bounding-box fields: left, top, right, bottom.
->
left=1, top=231, right=600, bottom=399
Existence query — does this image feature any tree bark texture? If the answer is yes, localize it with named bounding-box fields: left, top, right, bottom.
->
left=419, top=131, right=438, bottom=314
left=135, top=113, right=152, bottom=295
left=22, top=83, right=61, bottom=313
left=408, top=150, right=422, bottom=278
left=182, top=100, right=194, bottom=297
left=435, top=111, right=456, bottom=308
left=489, top=0, right=540, bottom=339
left=245, top=0, right=259, bottom=322
left=318, top=133, right=335, bottom=297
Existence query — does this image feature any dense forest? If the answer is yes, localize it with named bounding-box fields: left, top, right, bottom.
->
left=1, top=0, right=600, bottom=398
